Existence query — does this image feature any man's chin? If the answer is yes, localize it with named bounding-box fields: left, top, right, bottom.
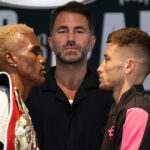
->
left=99, top=85, right=112, bottom=91
left=58, top=53, right=84, bottom=64
left=59, top=57, right=83, bottom=64
left=34, top=77, right=46, bottom=87
left=39, top=77, right=46, bottom=85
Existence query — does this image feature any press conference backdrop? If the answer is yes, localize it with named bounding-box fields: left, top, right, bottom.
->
left=0, top=0, right=150, bottom=97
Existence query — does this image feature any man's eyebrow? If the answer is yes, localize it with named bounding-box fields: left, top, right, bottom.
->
left=31, top=45, right=40, bottom=50
left=57, top=26, right=68, bottom=30
left=75, top=26, right=85, bottom=30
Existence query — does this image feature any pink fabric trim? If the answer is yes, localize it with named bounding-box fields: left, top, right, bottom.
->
left=120, top=108, right=148, bottom=150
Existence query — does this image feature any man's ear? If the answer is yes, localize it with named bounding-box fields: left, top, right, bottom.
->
left=4, top=51, right=17, bottom=68
left=125, top=58, right=136, bottom=74
left=48, top=36, right=54, bottom=51
left=89, top=35, right=96, bottom=51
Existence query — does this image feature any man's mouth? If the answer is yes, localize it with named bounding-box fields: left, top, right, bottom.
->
left=40, top=67, right=46, bottom=75
left=99, top=76, right=103, bottom=81
left=64, top=46, right=79, bottom=50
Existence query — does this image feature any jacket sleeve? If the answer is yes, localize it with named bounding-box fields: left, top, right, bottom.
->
left=120, top=108, right=149, bottom=150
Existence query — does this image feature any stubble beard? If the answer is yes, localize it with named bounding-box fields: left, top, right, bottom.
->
left=56, top=50, right=85, bottom=64
left=54, top=42, right=87, bottom=64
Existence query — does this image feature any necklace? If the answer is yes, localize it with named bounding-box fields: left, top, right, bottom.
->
left=56, top=80, right=77, bottom=106
left=68, top=99, right=73, bottom=105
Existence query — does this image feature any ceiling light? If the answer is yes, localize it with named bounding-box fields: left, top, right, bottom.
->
left=0, top=0, right=96, bottom=9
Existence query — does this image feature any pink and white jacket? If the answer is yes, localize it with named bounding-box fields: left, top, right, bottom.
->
left=101, top=85, right=150, bottom=150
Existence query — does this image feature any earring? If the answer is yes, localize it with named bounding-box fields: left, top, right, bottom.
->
left=14, top=64, right=17, bottom=67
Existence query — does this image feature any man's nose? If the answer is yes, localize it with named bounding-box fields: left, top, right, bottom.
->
left=39, top=54, right=46, bottom=64
left=66, top=40, right=76, bottom=46
left=97, top=62, right=104, bottom=73
left=67, top=32, right=75, bottom=41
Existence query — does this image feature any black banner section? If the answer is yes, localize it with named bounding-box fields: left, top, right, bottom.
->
left=0, top=0, right=150, bottom=92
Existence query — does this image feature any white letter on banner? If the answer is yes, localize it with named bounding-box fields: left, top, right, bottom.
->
left=140, top=11, right=150, bottom=91
left=0, top=10, right=18, bottom=26
left=38, top=33, right=48, bottom=59
left=51, top=51, right=56, bottom=67
left=99, top=13, right=125, bottom=64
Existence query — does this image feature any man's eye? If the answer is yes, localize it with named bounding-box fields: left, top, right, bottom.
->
left=32, top=49, right=40, bottom=56
left=105, top=58, right=110, bottom=63
left=58, top=30, right=67, bottom=33
left=75, top=30, right=84, bottom=34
